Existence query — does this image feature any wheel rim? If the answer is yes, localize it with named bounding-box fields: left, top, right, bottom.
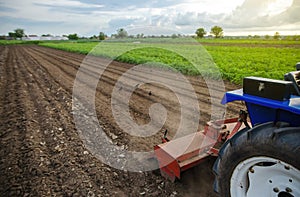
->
left=230, top=156, right=300, bottom=197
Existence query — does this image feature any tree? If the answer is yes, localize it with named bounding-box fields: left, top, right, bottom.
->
left=171, top=33, right=178, bottom=39
left=89, top=35, right=98, bottom=39
left=8, top=28, right=25, bottom=39
left=42, top=34, right=52, bottom=37
left=67, top=33, right=79, bottom=40
left=274, top=32, right=280, bottom=40
left=14, top=28, right=25, bottom=38
left=265, top=34, right=270, bottom=40
left=210, top=26, right=223, bottom=38
left=116, top=28, right=128, bottom=39
left=8, top=32, right=16, bottom=39
left=136, top=33, right=144, bottom=38
left=195, top=27, right=206, bottom=38
left=99, top=32, right=105, bottom=40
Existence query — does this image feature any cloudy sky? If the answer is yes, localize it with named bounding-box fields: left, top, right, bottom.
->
left=0, top=0, right=299, bottom=37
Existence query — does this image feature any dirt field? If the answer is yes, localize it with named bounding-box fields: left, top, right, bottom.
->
left=0, top=45, right=242, bottom=196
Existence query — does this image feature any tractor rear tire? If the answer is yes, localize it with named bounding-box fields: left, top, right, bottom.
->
left=213, top=122, right=300, bottom=197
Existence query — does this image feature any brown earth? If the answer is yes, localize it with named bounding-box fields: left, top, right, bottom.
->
left=0, top=45, right=243, bottom=196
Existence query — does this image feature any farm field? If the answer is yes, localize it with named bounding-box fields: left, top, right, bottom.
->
left=39, top=39, right=300, bottom=84
left=0, top=45, right=243, bottom=196
left=0, top=40, right=40, bottom=45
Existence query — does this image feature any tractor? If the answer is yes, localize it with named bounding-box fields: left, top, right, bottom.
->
left=154, top=63, right=300, bottom=196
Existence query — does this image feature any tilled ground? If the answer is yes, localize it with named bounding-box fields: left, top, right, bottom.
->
left=0, top=45, right=242, bottom=196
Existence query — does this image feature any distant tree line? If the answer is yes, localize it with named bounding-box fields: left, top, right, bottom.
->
left=2, top=27, right=300, bottom=41
left=194, top=26, right=295, bottom=41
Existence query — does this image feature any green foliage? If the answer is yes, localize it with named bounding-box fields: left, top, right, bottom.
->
left=195, top=28, right=206, bottom=38
left=67, top=33, right=79, bottom=40
left=171, top=34, right=178, bottom=39
left=196, top=38, right=299, bottom=45
left=14, top=28, right=25, bottom=38
left=206, top=46, right=299, bottom=83
left=210, top=26, right=223, bottom=38
left=7, top=28, right=25, bottom=39
left=115, top=47, right=200, bottom=74
left=99, top=32, right=105, bottom=40
left=90, top=35, right=98, bottom=40
left=265, top=35, right=270, bottom=40
left=0, top=40, right=41, bottom=45
left=39, top=42, right=95, bottom=54
left=8, top=32, right=16, bottom=39
left=0, top=40, right=23, bottom=45
left=116, top=28, right=128, bottom=39
left=274, top=32, right=280, bottom=40
left=39, top=39, right=300, bottom=84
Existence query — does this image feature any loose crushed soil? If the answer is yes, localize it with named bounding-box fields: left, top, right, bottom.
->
left=0, top=45, right=243, bottom=196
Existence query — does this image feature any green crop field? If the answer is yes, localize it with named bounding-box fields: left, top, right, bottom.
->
left=37, top=39, right=300, bottom=84
left=0, top=40, right=24, bottom=45
left=207, top=46, right=300, bottom=83
left=0, top=40, right=43, bottom=45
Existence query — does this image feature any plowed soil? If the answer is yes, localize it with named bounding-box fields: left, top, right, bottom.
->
left=0, top=45, right=242, bottom=196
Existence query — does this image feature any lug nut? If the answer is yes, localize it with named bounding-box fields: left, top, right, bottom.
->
left=284, top=165, right=290, bottom=170
left=273, top=187, right=279, bottom=193
left=286, top=187, right=292, bottom=193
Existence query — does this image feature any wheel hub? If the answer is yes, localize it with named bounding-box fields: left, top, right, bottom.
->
left=230, top=156, right=300, bottom=197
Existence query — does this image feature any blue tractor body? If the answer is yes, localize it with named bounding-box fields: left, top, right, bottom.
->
left=223, top=88, right=300, bottom=127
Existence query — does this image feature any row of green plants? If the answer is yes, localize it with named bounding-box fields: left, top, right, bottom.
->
left=38, top=41, right=300, bottom=84
left=0, top=40, right=42, bottom=45
left=207, top=46, right=299, bottom=83
left=3, top=39, right=297, bottom=84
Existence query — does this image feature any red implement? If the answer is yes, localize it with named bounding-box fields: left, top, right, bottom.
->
left=154, top=117, right=248, bottom=181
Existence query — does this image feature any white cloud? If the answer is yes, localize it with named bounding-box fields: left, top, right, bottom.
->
left=169, top=0, right=298, bottom=35
left=222, top=0, right=295, bottom=28
left=266, top=0, right=293, bottom=15
left=36, top=0, right=104, bottom=8
left=0, top=0, right=299, bottom=36
left=170, top=0, right=245, bottom=14
left=0, top=0, right=109, bottom=35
